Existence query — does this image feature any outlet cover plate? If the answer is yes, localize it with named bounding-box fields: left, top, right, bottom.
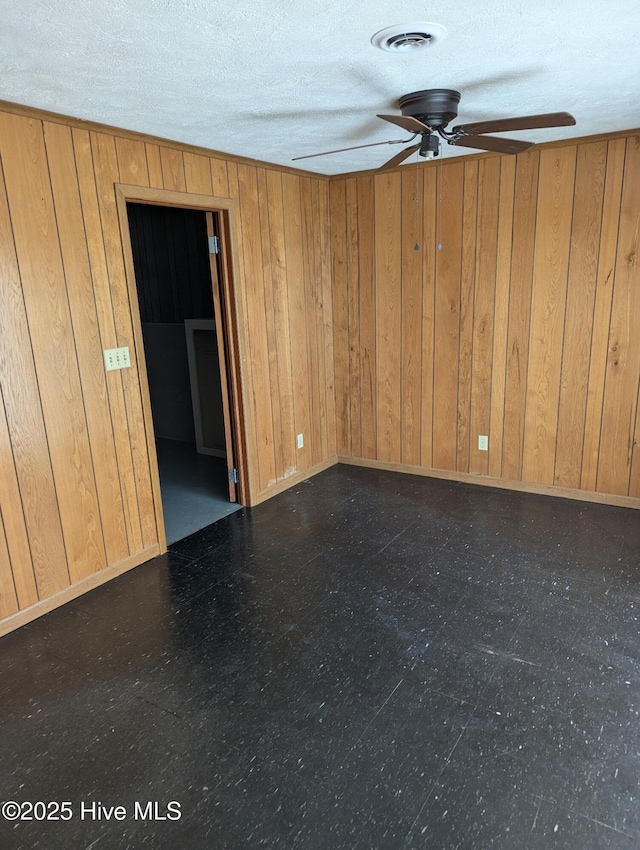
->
left=478, top=435, right=488, bottom=451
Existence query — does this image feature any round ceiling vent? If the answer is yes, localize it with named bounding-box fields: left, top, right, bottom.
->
left=371, top=22, right=448, bottom=53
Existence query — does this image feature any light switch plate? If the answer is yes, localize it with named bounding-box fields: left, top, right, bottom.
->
left=478, top=435, right=488, bottom=451
left=104, top=347, right=131, bottom=371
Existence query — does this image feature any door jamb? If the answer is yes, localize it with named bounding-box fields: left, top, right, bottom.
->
left=115, top=184, right=251, bottom=552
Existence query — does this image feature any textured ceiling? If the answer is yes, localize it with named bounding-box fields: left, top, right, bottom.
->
left=2, top=0, right=640, bottom=175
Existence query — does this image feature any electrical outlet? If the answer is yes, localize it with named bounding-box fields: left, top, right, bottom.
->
left=104, top=347, right=131, bottom=371
left=478, top=435, right=488, bottom=451
left=297, top=433, right=304, bottom=449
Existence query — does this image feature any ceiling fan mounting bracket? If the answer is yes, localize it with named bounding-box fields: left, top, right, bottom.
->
left=399, top=89, right=461, bottom=129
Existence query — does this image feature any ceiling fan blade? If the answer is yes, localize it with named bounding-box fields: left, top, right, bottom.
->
left=379, top=144, right=421, bottom=170
left=450, top=135, right=533, bottom=154
left=377, top=114, right=433, bottom=134
left=453, top=111, right=576, bottom=135
left=292, top=138, right=408, bottom=161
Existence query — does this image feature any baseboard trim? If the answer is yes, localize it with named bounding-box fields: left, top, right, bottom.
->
left=0, top=545, right=161, bottom=638
left=337, top=457, right=640, bottom=510
left=250, top=456, right=339, bottom=506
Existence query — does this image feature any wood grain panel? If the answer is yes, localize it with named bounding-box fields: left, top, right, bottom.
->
left=581, top=139, right=626, bottom=491
left=115, top=138, right=149, bottom=187
left=502, top=151, right=540, bottom=480
left=358, top=176, right=376, bottom=460
left=282, top=173, right=312, bottom=473
left=0, top=508, right=18, bottom=619
left=597, top=136, right=640, bottom=495
left=420, top=167, right=438, bottom=469
left=0, top=113, right=104, bottom=584
left=210, top=158, right=230, bottom=197
left=522, top=146, right=577, bottom=484
left=400, top=169, right=423, bottom=466
left=90, top=131, right=157, bottom=548
left=184, top=152, right=213, bottom=195
left=318, top=179, right=337, bottom=459
left=301, top=177, right=324, bottom=466
left=0, top=384, right=38, bottom=607
left=469, top=157, right=501, bottom=474
left=159, top=146, right=186, bottom=192
left=238, top=164, right=277, bottom=489
left=554, top=142, right=607, bottom=488
left=457, top=160, right=478, bottom=472
left=44, top=121, right=127, bottom=565
left=345, top=179, right=361, bottom=459
left=489, top=156, right=516, bottom=477
left=433, top=162, right=464, bottom=470
left=330, top=180, right=350, bottom=456
left=256, top=168, right=283, bottom=478
left=374, top=170, right=402, bottom=463
left=145, top=144, right=164, bottom=188
left=72, top=128, right=142, bottom=553
left=264, top=170, right=296, bottom=476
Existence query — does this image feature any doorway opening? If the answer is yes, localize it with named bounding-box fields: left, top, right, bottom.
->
left=126, top=201, right=242, bottom=544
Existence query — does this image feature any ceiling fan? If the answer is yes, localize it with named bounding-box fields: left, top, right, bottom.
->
left=293, top=89, right=576, bottom=169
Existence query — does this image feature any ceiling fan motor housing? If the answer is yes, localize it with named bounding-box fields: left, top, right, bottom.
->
left=399, top=89, right=461, bottom=129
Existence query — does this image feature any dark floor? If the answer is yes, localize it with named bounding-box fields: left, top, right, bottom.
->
left=155, top=437, right=241, bottom=543
left=1, top=465, right=640, bottom=849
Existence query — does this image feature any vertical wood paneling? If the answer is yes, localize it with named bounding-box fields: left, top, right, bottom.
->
left=282, top=173, right=312, bottom=473
left=115, top=138, right=150, bottom=187
left=469, top=157, right=500, bottom=474
left=44, top=121, right=126, bottom=565
left=522, top=147, right=577, bottom=484
left=330, top=180, right=350, bottom=456
left=159, top=146, right=186, bottom=192
left=375, top=171, right=402, bottom=462
left=357, top=177, right=376, bottom=460
left=0, top=114, right=104, bottom=584
left=318, top=179, right=337, bottom=459
left=457, top=161, right=478, bottom=472
left=0, top=508, right=18, bottom=619
left=346, top=179, right=361, bottom=459
left=73, top=128, right=142, bottom=554
left=184, top=152, right=213, bottom=195
left=502, top=151, right=540, bottom=480
left=332, top=133, right=638, bottom=503
left=91, top=131, right=157, bottom=548
left=210, top=158, right=229, bottom=197
left=420, top=167, right=437, bottom=469
left=145, top=144, right=164, bottom=188
left=597, top=136, right=640, bottom=495
left=265, top=170, right=296, bottom=476
left=256, top=168, right=283, bottom=479
left=0, top=104, right=336, bottom=632
left=400, top=169, right=423, bottom=466
left=433, top=162, right=464, bottom=470
left=0, top=385, right=38, bottom=607
left=488, top=156, right=516, bottom=477
left=301, top=177, right=324, bottom=466
left=238, top=164, right=277, bottom=488
left=581, top=139, right=626, bottom=491
left=554, top=142, right=607, bottom=488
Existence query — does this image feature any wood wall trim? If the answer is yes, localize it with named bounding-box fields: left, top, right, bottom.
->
left=338, top=457, right=640, bottom=511
left=0, top=100, right=329, bottom=181
left=0, top=545, right=160, bottom=638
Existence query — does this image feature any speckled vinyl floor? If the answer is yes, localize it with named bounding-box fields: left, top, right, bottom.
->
left=1, top=465, right=639, bottom=849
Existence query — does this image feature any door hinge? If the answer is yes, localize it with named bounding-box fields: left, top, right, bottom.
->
left=228, top=468, right=239, bottom=484
left=208, top=235, right=220, bottom=254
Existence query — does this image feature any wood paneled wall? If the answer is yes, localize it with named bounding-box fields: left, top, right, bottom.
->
left=0, top=105, right=335, bottom=628
left=331, top=136, right=640, bottom=501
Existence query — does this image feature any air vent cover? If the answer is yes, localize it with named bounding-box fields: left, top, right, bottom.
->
left=371, top=22, right=448, bottom=53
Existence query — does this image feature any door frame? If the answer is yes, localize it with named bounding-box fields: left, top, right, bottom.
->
left=115, top=184, right=251, bottom=552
